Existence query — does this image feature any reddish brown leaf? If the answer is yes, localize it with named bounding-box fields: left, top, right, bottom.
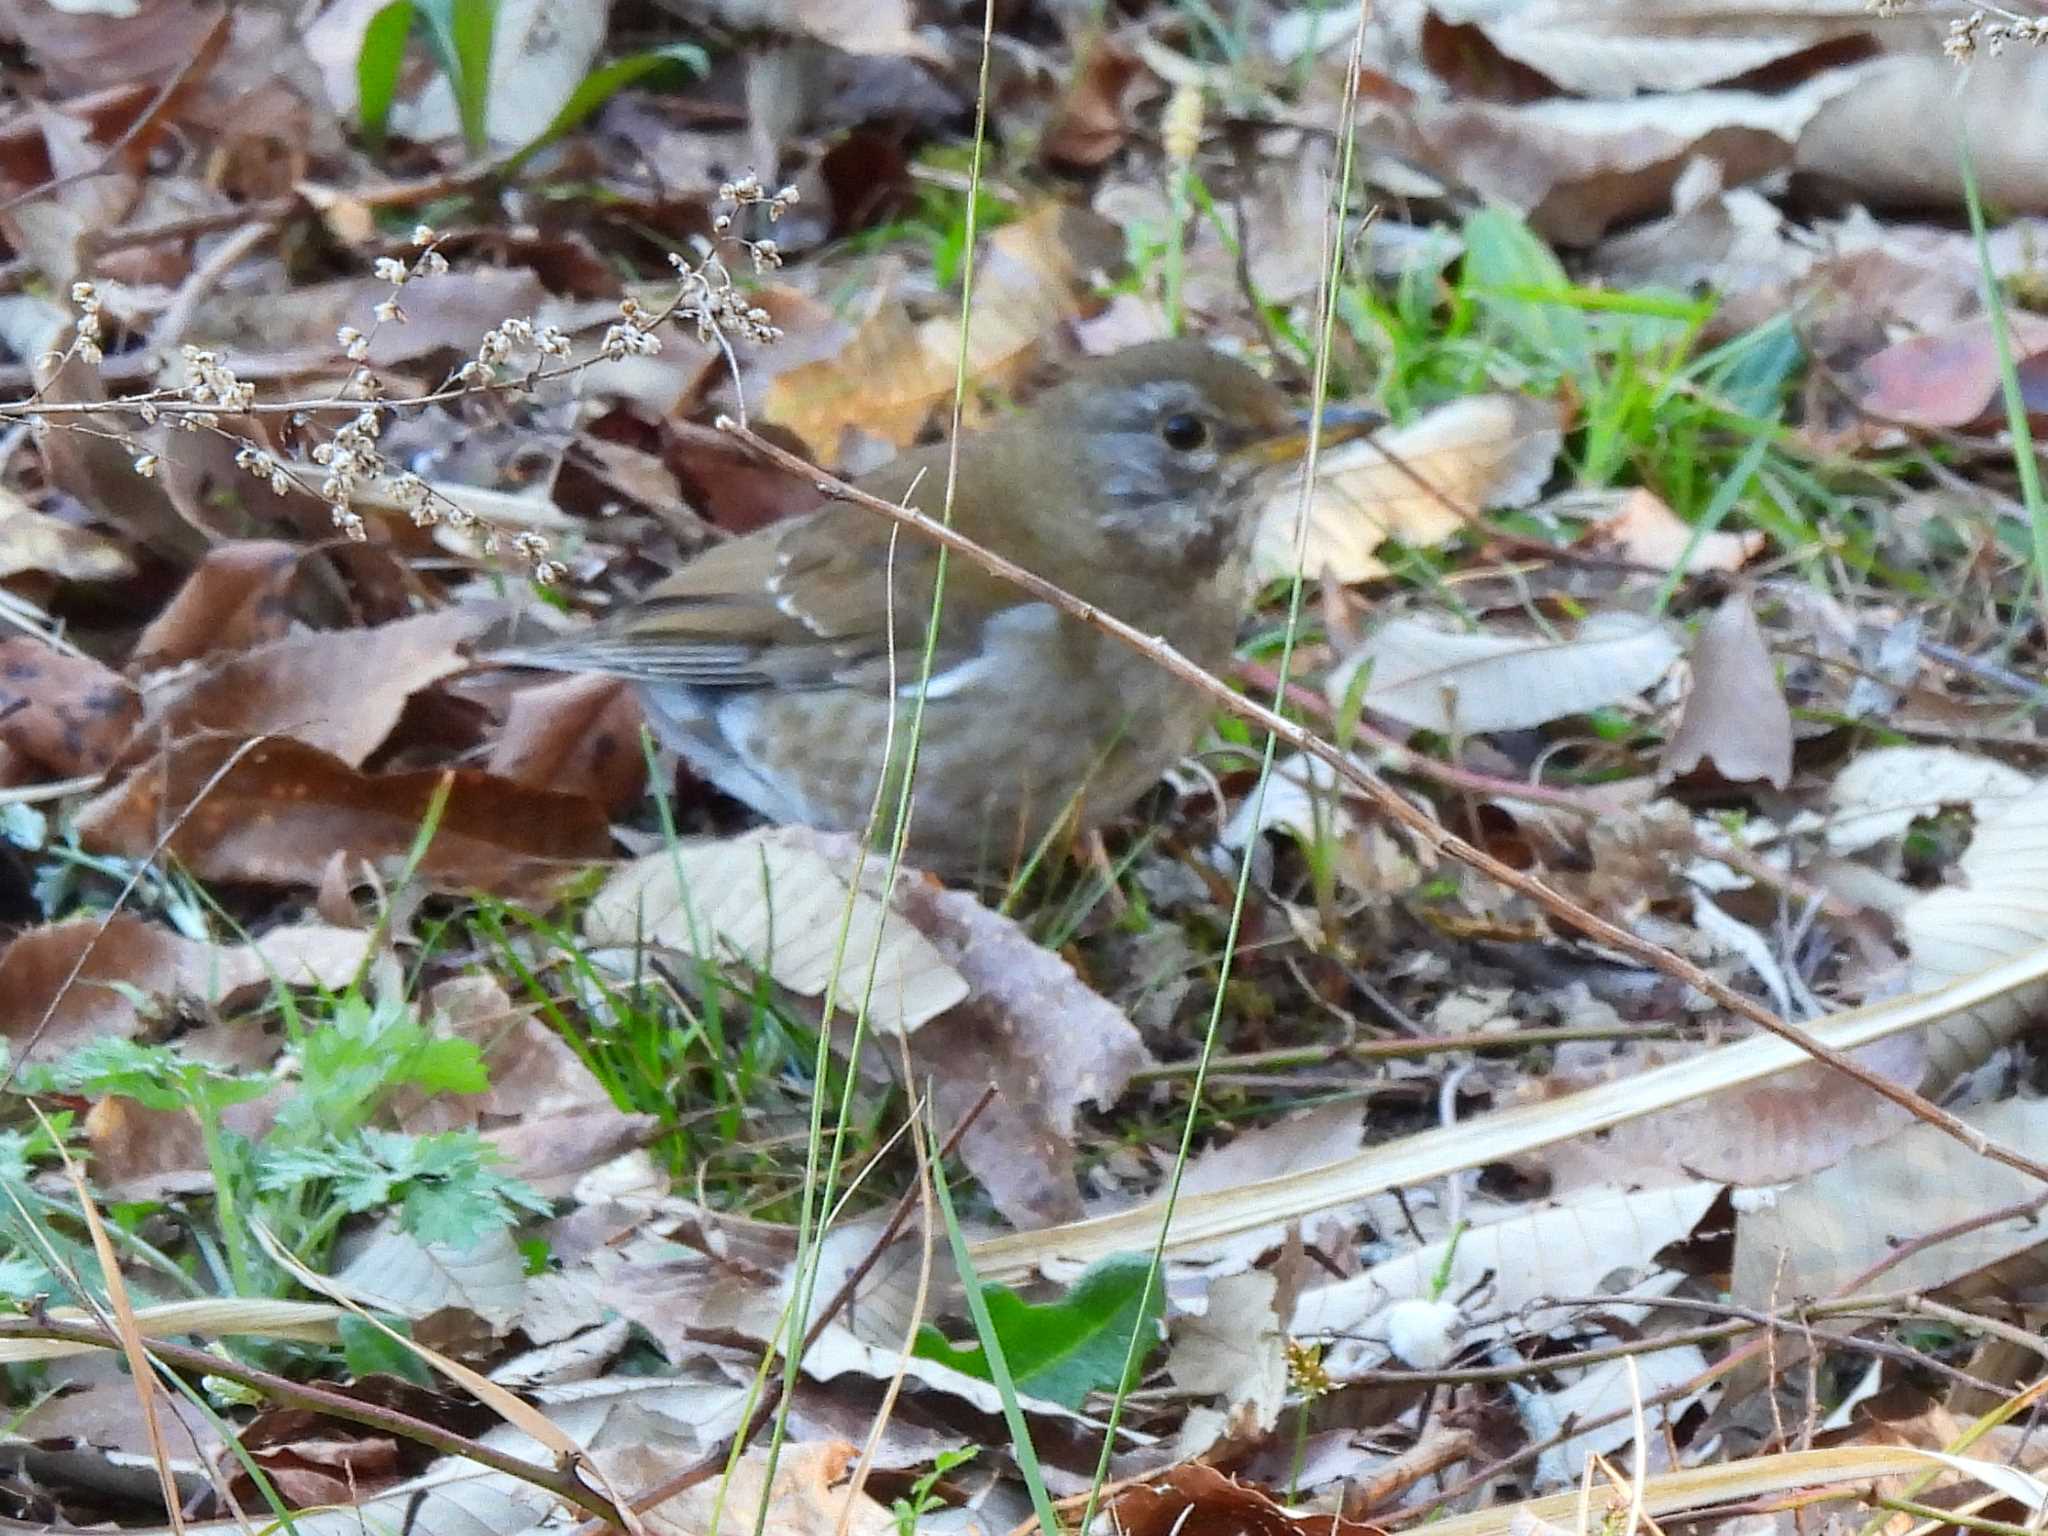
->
left=487, top=674, right=647, bottom=812
left=1041, top=39, right=1153, bottom=170
left=0, top=912, right=373, bottom=1063
left=75, top=735, right=608, bottom=894
left=1857, top=312, right=2048, bottom=432
left=133, top=541, right=304, bottom=667
left=1105, top=1463, right=1382, bottom=1535
left=150, top=607, right=496, bottom=766
left=0, top=635, right=141, bottom=779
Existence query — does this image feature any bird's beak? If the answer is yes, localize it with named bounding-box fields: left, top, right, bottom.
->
left=1232, top=400, right=1386, bottom=469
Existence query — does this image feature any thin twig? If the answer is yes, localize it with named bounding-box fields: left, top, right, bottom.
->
left=713, top=417, right=2048, bottom=1188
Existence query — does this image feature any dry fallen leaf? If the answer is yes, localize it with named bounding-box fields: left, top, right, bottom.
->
left=1826, top=746, right=2035, bottom=856
left=487, top=674, right=647, bottom=813
left=1104, top=1461, right=1378, bottom=1535
left=766, top=204, right=1104, bottom=456
left=0, top=635, right=141, bottom=779
left=891, top=876, right=1156, bottom=1228
left=0, top=488, right=135, bottom=582
left=131, top=541, right=306, bottom=667
left=149, top=607, right=498, bottom=767
left=1253, top=393, right=1563, bottom=584
left=1662, top=588, right=1792, bottom=788
left=584, top=828, right=968, bottom=1035
left=0, top=911, right=373, bottom=1063
left=1330, top=611, right=1681, bottom=735
left=1584, top=486, right=1764, bottom=575
left=1854, top=311, right=2048, bottom=433
left=77, top=735, right=609, bottom=895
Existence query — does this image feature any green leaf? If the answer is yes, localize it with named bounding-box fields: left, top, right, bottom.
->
left=505, top=41, right=709, bottom=169
left=33, top=1039, right=268, bottom=1116
left=415, top=0, right=497, bottom=154
left=355, top=0, right=417, bottom=154
left=912, top=1253, right=1164, bottom=1409
left=339, top=1314, right=432, bottom=1385
left=1461, top=205, right=1593, bottom=384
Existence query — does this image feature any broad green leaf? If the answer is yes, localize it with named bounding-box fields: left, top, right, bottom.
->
left=506, top=41, right=709, bottom=168
left=356, top=0, right=416, bottom=153
left=1461, top=205, right=1593, bottom=383
left=339, top=1314, right=432, bottom=1385
left=415, top=0, right=496, bottom=154
left=912, top=1253, right=1164, bottom=1409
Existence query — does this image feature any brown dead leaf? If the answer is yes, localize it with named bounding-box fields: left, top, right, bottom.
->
left=487, top=674, right=647, bottom=812
left=1855, top=312, right=2048, bottom=433
left=893, top=877, right=1157, bottom=1229
left=1104, top=1462, right=1378, bottom=1535
left=150, top=607, right=496, bottom=767
left=1662, top=588, right=1792, bottom=788
left=0, top=636, right=141, bottom=779
left=766, top=204, right=1103, bottom=456
left=31, top=351, right=210, bottom=563
left=76, top=735, right=608, bottom=895
left=1253, top=394, right=1563, bottom=584
left=602, top=1438, right=895, bottom=1536
left=1042, top=38, right=1154, bottom=170
left=1584, top=486, right=1764, bottom=574
left=0, top=911, right=373, bottom=1063
left=133, top=541, right=304, bottom=667
left=0, top=488, right=135, bottom=582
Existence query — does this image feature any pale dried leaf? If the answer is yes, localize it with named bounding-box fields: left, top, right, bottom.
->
left=1331, top=611, right=1681, bottom=734
left=332, top=1224, right=529, bottom=1330
left=1662, top=589, right=1792, bottom=787
left=1585, top=487, right=1764, bottom=575
left=1827, top=746, right=2035, bottom=855
left=584, top=829, right=968, bottom=1034
left=1902, top=780, right=2048, bottom=1084
left=0, top=489, right=134, bottom=581
left=1167, top=1269, right=1287, bottom=1436
left=1253, top=393, right=1562, bottom=583
left=1731, top=1097, right=2048, bottom=1308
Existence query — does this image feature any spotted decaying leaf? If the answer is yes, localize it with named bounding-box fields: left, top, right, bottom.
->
left=75, top=735, right=609, bottom=896
left=0, top=636, right=141, bottom=780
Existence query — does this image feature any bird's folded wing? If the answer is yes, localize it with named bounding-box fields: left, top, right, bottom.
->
left=493, top=503, right=1019, bottom=692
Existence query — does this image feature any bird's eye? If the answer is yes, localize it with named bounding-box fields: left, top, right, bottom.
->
left=1160, top=413, right=1210, bottom=453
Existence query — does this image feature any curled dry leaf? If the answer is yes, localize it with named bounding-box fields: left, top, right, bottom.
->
left=132, top=541, right=304, bottom=668
left=0, top=911, right=373, bottom=1063
left=890, top=876, right=1155, bottom=1228
left=1662, top=588, right=1792, bottom=788
left=1252, top=392, right=1563, bottom=584
left=1330, top=610, right=1681, bottom=735
left=0, top=635, right=141, bottom=779
left=0, top=488, right=134, bottom=582
left=149, top=607, right=499, bottom=767
left=1901, top=778, right=2048, bottom=1087
left=1421, top=3, right=1885, bottom=98
left=1826, top=746, right=2035, bottom=855
left=486, top=674, right=647, bottom=813
left=766, top=205, right=1104, bottom=456
left=584, top=828, right=968, bottom=1035
left=1584, top=486, right=1764, bottom=575
left=1731, top=1096, right=2048, bottom=1309
left=76, top=735, right=609, bottom=895
left=1104, top=1461, right=1379, bottom=1536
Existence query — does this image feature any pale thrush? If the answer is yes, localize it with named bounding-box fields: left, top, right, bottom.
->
left=502, top=340, right=1345, bottom=871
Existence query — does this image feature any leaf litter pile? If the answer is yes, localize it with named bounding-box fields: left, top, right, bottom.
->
left=1, top=1, right=2047, bottom=1533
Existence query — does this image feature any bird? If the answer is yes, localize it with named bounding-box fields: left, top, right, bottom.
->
left=499, top=340, right=1343, bottom=874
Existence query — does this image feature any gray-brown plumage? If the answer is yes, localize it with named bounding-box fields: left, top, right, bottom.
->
left=500, top=341, right=1320, bottom=872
